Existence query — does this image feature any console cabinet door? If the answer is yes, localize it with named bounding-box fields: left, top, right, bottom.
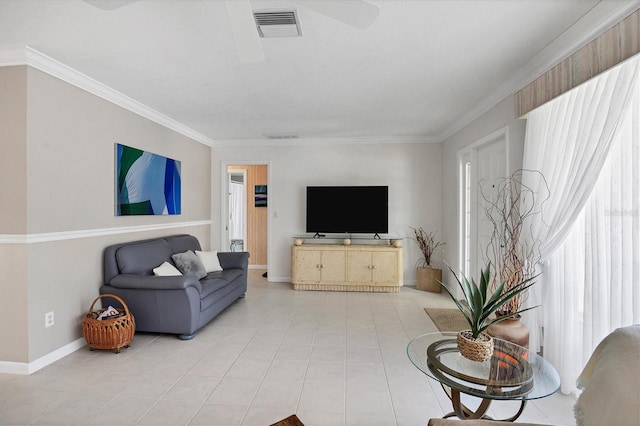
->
left=293, top=249, right=322, bottom=283
left=371, top=251, right=399, bottom=284
left=293, top=247, right=346, bottom=284
left=347, top=251, right=373, bottom=283
left=320, top=250, right=346, bottom=283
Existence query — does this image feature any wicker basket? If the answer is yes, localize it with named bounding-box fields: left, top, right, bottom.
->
left=82, top=294, right=135, bottom=353
left=457, top=330, right=494, bottom=362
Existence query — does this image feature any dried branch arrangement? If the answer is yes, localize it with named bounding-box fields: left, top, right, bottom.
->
left=480, top=169, right=549, bottom=315
left=410, top=227, right=445, bottom=268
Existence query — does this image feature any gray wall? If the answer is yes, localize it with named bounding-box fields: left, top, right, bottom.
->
left=0, top=66, right=212, bottom=363
left=211, top=141, right=442, bottom=283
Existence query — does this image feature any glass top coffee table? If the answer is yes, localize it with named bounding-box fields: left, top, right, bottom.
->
left=407, top=332, right=561, bottom=421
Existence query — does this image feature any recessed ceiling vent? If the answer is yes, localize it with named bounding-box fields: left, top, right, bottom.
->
left=263, top=133, right=299, bottom=140
left=254, top=10, right=302, bottom=38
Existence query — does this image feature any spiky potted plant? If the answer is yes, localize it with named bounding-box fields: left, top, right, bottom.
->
left=441, top=264, right=537, bottom=362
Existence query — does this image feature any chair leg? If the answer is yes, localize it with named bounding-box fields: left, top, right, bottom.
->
left=178, top=332, right=196, bottom=340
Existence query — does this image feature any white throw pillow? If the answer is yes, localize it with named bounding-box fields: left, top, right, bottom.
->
left=153, top=261, right=182, bottom=276
left=196, top=250, right=222, bottom=272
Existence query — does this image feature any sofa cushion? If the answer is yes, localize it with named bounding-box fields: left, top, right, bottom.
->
left=153, top=261, right=182, bottom=276
left=166, top=234, right=201, bottom=254
left=200, top=269, right=243, bottom=298
left=200, top=269, right=244, bottom=310
left=172, top=250, right=207, bottom=279
left=196, top=250, right=223, bottom=272
left=116, top=239, right=174, bottom=275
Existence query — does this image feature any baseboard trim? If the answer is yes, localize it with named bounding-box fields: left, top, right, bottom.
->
left=249, top=265, right=267, bottom=269
left=0, top=220, right=212, bottom=244
left=0, top=337, right=86, bottom=375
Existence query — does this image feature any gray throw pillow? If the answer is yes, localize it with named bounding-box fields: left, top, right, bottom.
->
left=171, top=250, right=207, bottom=279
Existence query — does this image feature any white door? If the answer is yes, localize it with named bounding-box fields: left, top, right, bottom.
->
left=459, top=129, right=508, bottom=277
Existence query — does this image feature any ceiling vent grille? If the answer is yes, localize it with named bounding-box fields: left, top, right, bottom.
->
left=254, top=10, right=302, bottom=38
left=263, top=133, right=299, bottom=140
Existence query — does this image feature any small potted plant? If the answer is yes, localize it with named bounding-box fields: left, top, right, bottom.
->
left=441, top=264, right=537, bottom=362
left=410, top=227, right=445, bottom=292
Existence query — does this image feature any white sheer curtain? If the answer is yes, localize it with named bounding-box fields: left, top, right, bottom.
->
left=521, top=55, right=640, bottom=394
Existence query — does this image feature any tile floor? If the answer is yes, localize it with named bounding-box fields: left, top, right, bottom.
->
left=0, top=270, right=577, bottom=425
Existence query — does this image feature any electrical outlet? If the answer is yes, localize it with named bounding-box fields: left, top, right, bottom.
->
left=45, top=311, right=54, bottom=328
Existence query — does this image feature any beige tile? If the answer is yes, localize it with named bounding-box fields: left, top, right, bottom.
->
left=31, top=392, right=113, bottom=425
left=264, top=359, right=309, bottom=382
left=85, top=395, right=156, bottom=425
left=0, top=273, right=577, bottom=426
left=310, top=344, right=346, bottom=363
left=298, top=381, right=345, bottom=413
left=305, top=361, right=345, bottom=383
left=119, top=370, right=183, bottom=399
left=295, top=409, right=345, bottom=426
left=241, top=405, right=299, bottom=426
left=205, top=377, right=261, bottom=407
left=163, top=374, right=221, bottom=403
left=225, top=357, right=271, bottom=380
left=189, top=403, right=246, bottom=425
left=0, top=389, right=68, bottom=425
left=251, top=378, right=303, bottom=409
left=136, top=399, right=202, bottom=425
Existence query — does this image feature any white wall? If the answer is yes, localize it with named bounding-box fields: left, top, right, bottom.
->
left=212, top=141, right=442, bottom=283
left=439, top=95, right=526, bottom=282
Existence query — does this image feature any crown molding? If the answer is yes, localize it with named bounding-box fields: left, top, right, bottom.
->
left=0, top=46, right=216, bottom=147
left=212, top=134, right=437, bottom=148
left=435, top=1, right=640, bottom=143
left=0, top=220, right=212, bottom=244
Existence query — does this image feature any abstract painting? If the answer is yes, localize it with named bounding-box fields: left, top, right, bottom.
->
left=116, top=143, right=181, bottom=215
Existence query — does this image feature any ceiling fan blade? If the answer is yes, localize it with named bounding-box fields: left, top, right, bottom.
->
left=291, top=0, right=380, bottom=30
left=224, top=0, right=265, bottom=64
left=84, top=0, right=138, bottom=11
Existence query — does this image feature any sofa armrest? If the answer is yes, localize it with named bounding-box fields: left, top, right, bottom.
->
left=218, top=251, right=250, bottom=271
left=109, top=274, right=203, bottom=292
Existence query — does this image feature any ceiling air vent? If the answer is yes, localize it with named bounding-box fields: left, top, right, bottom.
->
left=263, top=133, right=299, bottom=140
left=254, top=10, right=302, bottom=38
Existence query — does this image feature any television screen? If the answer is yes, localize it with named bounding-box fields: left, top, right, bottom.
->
left=306, top=186, right=388, bottom=234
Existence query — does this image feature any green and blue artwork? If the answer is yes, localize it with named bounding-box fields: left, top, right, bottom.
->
left=116, top=143, right=181, bottom=215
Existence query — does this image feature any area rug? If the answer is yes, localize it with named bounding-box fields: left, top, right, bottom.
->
left=270, top=414, right=304, bottom=426
left=424, top=308, right=468, bottom=332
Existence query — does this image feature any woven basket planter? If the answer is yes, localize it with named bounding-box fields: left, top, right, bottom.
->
left=82, top=294, right=135, bottom=353
left=457, top=330, right=494, bottom=362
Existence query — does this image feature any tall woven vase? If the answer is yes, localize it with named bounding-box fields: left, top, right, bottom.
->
left=457, top=330, right=494, bottom=362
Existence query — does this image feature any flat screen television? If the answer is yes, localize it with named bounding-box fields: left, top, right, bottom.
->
left=306, top=186, right=388, bottom=235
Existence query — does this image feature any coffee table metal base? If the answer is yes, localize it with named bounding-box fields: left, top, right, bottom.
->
left=441, top=385, right=527, bottom=421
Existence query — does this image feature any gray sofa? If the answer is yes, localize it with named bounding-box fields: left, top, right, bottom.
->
left=101, top=234, right=249, bottom=340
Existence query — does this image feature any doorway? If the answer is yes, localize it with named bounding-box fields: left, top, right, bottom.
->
left=225, top=164, right=269, bottom=269
left=458, top=127, right=509, bottom=276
